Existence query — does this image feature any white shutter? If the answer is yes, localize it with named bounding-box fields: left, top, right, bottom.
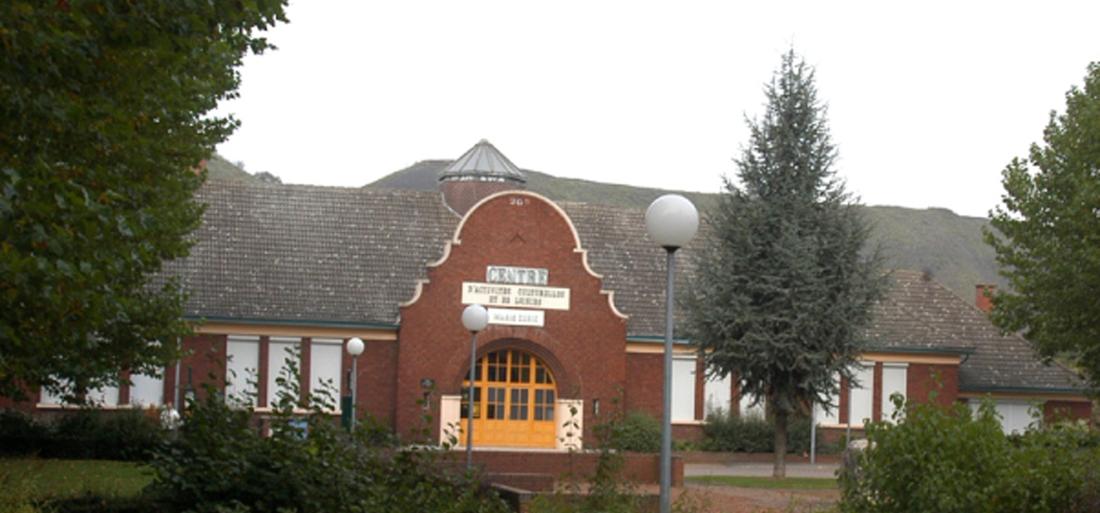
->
left=129, top=372, right=164, bottom=407
left=671, top=357, right=696, bottom=421
left=309, top=338, right=343, bottom=409
left=881, top=363, right=908, bottom=422
left=848, top=363, right=874, bottom=427
left=703, top=373, right=731, bottom=417
left=267, top=337, right=300, bottom=406
left=226, top=335, right=260, bottom=406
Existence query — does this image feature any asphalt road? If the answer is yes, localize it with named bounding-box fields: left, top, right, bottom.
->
left=686, top=462, right=840, bottom=479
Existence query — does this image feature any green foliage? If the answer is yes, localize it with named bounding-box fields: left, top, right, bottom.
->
left=986, top=62, right=1100, bottom=389
left=531, top=401, right=642, bottom=513
left=0, top=0, right=287, bottom=399
left=147, top=354, right=507, bottom=513
left=841, top=396, right=1100, bottom=513
left=686, top=50, right=885, bottom=475
left=606, top=411, right=661, bottom=453
left=703, top=411, right=772, bottom=453
left=701, top=410, right=825, bottom=454
left=0, top=409, right=165, bottom=460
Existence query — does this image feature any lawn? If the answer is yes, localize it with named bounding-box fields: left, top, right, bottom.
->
left=0, top=458, right=152, bottom=499
left=687, top=475, right=838, bottom=490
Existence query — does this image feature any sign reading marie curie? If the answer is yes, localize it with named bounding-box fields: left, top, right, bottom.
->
left=462, top=282, right=570, bottom=310
left=488, top=308, right=545, bottom=327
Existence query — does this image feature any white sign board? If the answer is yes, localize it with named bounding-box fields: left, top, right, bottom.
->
left=462, top=282, right=571, bottom=311
left=487, top=265, right=548, bottom=286
left=488, top=308, right=545, bottom=327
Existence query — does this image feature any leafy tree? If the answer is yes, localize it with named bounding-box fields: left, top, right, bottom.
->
left=685, top=50, right=885, bottom=477
left=0, top=1, right=287, bottom=400
left=986, top=62, right=1100, bottom=389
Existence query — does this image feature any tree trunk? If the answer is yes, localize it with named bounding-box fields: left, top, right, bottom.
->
left=773, top=408, right=788, bottom=478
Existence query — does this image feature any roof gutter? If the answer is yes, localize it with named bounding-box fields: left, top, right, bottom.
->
left=960, top=385, right=1090, bottom=396
left=627, top=335, right=693, bottom=345
left=184, top=315, right=399, bottom=331
left=863, top=344, right=976, bottom=356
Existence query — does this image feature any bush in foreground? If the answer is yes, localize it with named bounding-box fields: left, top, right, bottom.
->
left=146, top=354, right=507, bottom=513
left=840, top=395, right=1100, bottom=513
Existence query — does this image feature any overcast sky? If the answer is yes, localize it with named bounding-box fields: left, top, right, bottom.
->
left=214, top=1, right=1099, bottom=218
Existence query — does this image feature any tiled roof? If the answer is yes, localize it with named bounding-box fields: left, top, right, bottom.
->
left=165, top=182, right=456, bottom=325
left=169, top=180, right=1084, bottom=393
left=866, top=270, right=1082, bottom=391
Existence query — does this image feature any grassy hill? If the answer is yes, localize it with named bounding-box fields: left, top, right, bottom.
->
left=204, top=154, right=256, bottom=182
left=368, top=160, right=1005, bottom=301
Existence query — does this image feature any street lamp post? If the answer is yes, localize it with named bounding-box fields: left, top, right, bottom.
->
left=346, top=337, right=365, bottom=432
left=645, top=194, right=699, bottom=513
left=461, top=304, right=489, bottom=471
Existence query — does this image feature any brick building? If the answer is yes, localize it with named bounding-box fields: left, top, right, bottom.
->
left=10, top=140, right=1091, bottom=451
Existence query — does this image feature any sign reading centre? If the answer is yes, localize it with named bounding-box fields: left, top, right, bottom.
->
left=462, top=282, right=571, bottom=311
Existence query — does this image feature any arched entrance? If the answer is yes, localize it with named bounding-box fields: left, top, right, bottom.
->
left=461, top=349, right=557, bottom=448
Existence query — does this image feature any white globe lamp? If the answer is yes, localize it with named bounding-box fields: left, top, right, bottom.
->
left=645, top=194, right=699, bottom=250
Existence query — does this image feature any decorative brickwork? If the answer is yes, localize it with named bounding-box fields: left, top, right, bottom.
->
left=399, top=191, right=628, bottom=444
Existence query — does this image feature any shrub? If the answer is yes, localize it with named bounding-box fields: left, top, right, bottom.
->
left=0, top=410, right=49, bottom=457
left=147, top=357, right=509, bottom=513
left=840, top=395, right=1100, bottom=513
left=608, top=411, right=661, bottom=453
left=702, top=409, right=825, bottom=454
left=0, top=408, right=165, bottom=461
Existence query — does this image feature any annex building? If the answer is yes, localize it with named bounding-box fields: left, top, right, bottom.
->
left=10, top=140, right=1092, bottom=451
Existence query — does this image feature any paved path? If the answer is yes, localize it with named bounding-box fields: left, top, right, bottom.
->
left=687, top=462, right=840, bottom=479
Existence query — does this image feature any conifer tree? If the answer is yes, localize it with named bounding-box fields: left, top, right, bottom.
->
left=685, top=50, right=885, bottom=478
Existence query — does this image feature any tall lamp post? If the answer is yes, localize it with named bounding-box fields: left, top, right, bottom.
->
left=346, top=337, right=365, bottom=431
left=645, top=194, right=699, bottom=513
left=461, top=304, right=489, bottom=471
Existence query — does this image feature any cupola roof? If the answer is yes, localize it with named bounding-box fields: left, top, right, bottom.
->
left=438, top=139, right=526, bottom=183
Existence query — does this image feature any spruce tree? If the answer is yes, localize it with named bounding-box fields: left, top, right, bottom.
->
left=685, top=50, right=885, bottom=478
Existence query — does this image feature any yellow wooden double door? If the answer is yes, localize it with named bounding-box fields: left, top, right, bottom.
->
left=460, top=349, right=557, bottom=448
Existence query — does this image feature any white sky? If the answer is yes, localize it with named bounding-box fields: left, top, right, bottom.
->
left=214, top=1, right=1100, bottom=218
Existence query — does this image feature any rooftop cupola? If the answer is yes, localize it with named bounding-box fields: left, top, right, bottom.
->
left=439, top=139, right=527, bottom=215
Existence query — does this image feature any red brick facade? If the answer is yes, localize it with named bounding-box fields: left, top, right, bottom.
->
left=907, top=363, right=959, bottom=407
left=398, top=192, right=628, bottom=443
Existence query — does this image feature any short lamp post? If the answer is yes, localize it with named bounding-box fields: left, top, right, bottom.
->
left=346, top=337, right=365, bottom=431
left=645, top=194, right=699, bottom=513
left=461, top=304, right=489, bottom=471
